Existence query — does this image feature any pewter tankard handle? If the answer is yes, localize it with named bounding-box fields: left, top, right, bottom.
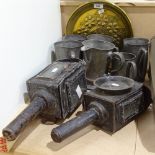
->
left=107, top=52, right=125, bottom=74
left=81, top=46, right=92, bottom=66
left=113, top=47, right=119, bottom=52
left=136, top=48, right=148, bottom=82
left=126, top=61, right=137, bottom=80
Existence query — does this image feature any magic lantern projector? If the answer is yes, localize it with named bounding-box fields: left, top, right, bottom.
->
left=3, top=59, right=87, bottom=141
left=51, top=76, right=152, bottom=142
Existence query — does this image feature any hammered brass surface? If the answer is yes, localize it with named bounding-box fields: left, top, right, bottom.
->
left=66, top=1, right=133, bottom=47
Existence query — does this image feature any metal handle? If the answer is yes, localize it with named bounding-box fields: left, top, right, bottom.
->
left=81, top=46, right=92, bottom=67
left=51, top=108, right=98, bottom=143
left=2, top=97, right=47, bottom=141
left=107, top=52, right=125, bottom=74
left=136, top=48, right=148, bottom=82
left=105, top=52, right=113, bottom=74
left=113, top=47, right=119, bottom=52
left=126, top=61, right=137, bottom=80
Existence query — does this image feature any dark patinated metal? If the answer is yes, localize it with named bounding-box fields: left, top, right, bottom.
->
left=51, top=78, right=152, bottom=143
left=54, top=40, right=83, bottom=60
left=51, top=35, right=86, bottom=62
left=81, top=40, right=125, bottom=83
left=123, top=38, right=149, bottom=54
left=2, top=58, right=87, bottom=141
left=112, top=52, right=137, bottom=80
left=136, top=48, right=148, bottom=82
left=94, top=76, right=135, bottom=94
left=123, top=38, right=149, bottom=82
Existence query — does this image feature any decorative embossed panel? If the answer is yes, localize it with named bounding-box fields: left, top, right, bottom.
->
left=66, top=1, right=133, bottom=48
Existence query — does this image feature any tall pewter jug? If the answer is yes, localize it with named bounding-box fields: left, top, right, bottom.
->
left=81, top=40, right=125, bottom=82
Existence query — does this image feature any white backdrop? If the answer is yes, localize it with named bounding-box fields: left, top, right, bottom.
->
left=0, top=0, right=62, bottom=128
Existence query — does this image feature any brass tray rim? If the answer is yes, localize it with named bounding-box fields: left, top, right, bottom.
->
left=65, top=0, right=133, bottom=38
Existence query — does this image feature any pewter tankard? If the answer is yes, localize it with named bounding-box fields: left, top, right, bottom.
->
left=61, top=35, right=86, bottom=60
left=81, top=40, right=124, bottom=82
left=123, top=38, right=149, bottom=55
left=54, top=40, right=83, bottom=60
left=51, top=36, right=85, bottom=62
left=112, top=52, right=137, bottom=80
left=123, top=38, right=149, bottom=82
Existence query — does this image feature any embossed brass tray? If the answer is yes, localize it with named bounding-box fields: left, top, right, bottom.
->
left=66, top=1, right=133, bottom=48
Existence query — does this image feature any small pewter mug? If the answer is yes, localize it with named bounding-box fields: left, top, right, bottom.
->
left=54, top=40, right=83, bottom=60
left=112, top=52, right=137, bottom=80
left=87, top=34, right=113, bottom=43
left=81, top=40, right=125, bottom=83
